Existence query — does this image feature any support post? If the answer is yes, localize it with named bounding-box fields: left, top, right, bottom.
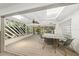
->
left=0, top=16, right=5, bottom=53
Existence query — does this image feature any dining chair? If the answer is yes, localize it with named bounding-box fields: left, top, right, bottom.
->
left=58, top=39, right=74, bottom=56
left=42, top=38, right=54, bottom=49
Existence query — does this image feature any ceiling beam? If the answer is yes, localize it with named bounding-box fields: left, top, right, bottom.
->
left=3, top=3, right=76, bottom=17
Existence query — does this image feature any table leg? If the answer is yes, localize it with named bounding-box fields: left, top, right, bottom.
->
left=54, top=39, right=59, bottom=53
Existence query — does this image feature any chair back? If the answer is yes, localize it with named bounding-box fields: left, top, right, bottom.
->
left=63, top=39, right=73, bottom=46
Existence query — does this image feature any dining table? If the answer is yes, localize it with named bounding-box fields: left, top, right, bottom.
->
left=42, top=33, right=60, bottom=53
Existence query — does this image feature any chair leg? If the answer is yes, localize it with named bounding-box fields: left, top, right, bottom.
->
left=53, top=43, right=57, bottom=53
left=55, top=46, right=56, bottom=53
left=71, top=44, right=74, bottom=50
left=42, top=43, right=46, bottom=49
left=64, top=48, right=67, bottom=56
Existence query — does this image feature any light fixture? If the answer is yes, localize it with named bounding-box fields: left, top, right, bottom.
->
left=12, top=15, right=24, bottom=20
left=32, top=19, right=39, bottom=24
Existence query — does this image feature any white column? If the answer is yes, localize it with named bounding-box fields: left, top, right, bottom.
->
left=0, top=16, right=5, bottom=53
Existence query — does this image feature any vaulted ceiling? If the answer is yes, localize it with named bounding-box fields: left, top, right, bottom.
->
left=56, top=4, right=79, bottom=22
left=0, top=3, right=78, bottom=25
left=0, top=3, right=51, bottom=16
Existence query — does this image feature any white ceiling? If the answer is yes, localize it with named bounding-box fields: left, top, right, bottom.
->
left=56, top=4, right=79, bottom=22
left=0, top=3, right=77, bottom=25
left=47, top=6, right=65, bottom=17
left=21, top=7, right=63, bottom=24
left=0, top=3, right=17, bottom=9
left=0, top=3, right=51, bottom=16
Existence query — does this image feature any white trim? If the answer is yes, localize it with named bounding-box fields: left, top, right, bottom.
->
left=5, top=34, right=33, bottom=46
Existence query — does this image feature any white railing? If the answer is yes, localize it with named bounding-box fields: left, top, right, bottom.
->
left=6, top=24, right=18, bottom=36
left=5, top=19, right=27, bottom=40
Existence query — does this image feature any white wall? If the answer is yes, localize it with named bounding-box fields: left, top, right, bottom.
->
left=58, top=10, right=79, bottom=53
left=71, top=10, right=79, bottom=53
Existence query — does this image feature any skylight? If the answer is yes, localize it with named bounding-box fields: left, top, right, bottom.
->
left=12, top=15, right=24, bottom=20
left=47, top=7, right=65, bottom=16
